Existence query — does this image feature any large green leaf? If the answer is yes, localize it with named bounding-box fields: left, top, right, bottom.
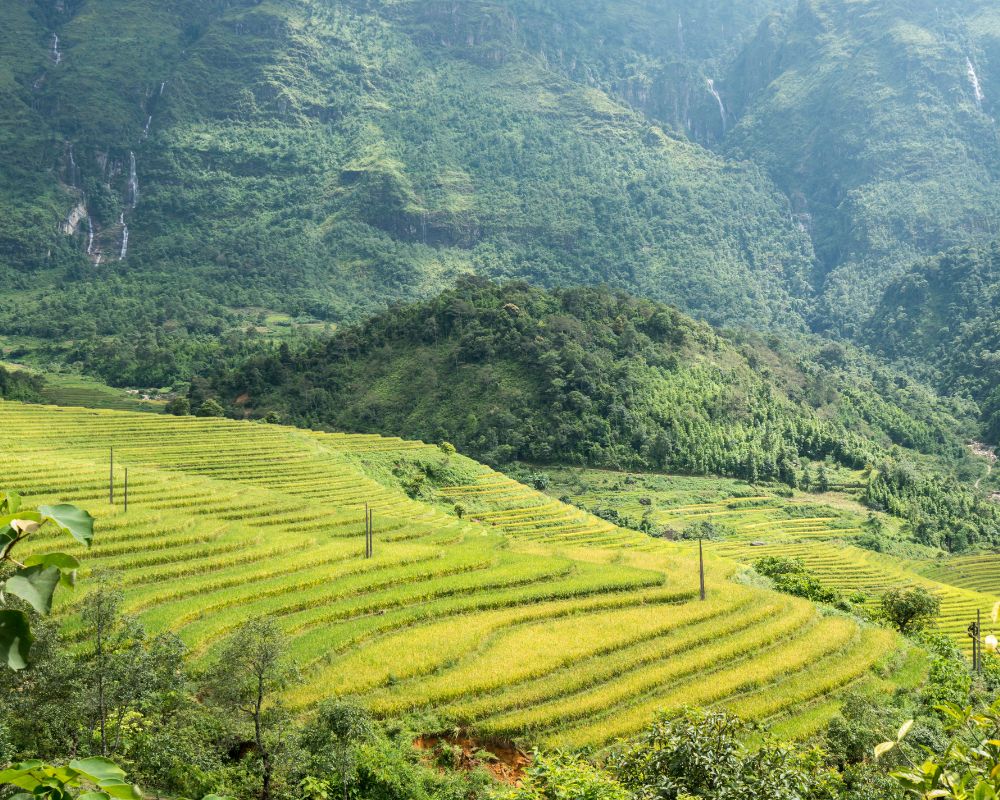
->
left=24, top=552, right=80, bottom=570
left=68, top=759, right=128, bottom=785
left=0, top=492, right=22, bottom=514
left=100, top=780, right=142, bottom=800
left=5, top=565, right=62, bottom=615
left=0, top=610, right=33, bottom=669
left=0, top=761, right=45, bottom=786
left=24, top=553, right=80, bottom=590
left=38, top=504, right=94, bottom=547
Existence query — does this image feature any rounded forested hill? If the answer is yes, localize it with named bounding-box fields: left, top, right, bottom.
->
left=210, top=279, right=971, bottom=475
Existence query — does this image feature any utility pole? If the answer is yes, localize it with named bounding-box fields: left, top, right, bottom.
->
left=124, top=468, right=129, bottom=513
left=364, top=504, right=373, bottom=559
left=979, top=609, right=983, bottom=674
left=970, top=612, right=983, bottom=674
left=109, top=447, right=114, bottom=505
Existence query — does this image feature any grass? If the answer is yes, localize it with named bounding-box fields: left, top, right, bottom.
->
left=1, top=400, right=917, bottom=746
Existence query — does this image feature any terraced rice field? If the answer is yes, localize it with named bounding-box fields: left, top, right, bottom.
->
left=548, top=468, right=1000, bottom=654
left=2, top=402, right=916, bottom=745
left=36, top=371, right=167, bottom=412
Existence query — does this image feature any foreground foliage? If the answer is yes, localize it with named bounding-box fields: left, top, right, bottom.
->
left=0, top=492, right=93, bottom=669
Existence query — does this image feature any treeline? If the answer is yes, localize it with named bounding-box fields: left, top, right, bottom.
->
left=195, top=280, right=995, bottom=548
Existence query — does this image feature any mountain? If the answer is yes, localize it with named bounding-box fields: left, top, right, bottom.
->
left=864, top=242, right=1000, bottom=441
left=722, top=0, right=1000, bottom=332
left=202, top=279, right=999, bottom=550
left=0, top=0, right=815, bottom=367
left=2, top=0, right=1000, bottom=421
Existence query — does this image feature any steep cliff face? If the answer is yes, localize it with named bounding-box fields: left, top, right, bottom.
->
left=390, top=0, right=795, bottom=143
left=721, top=0, right=1000, bottom=331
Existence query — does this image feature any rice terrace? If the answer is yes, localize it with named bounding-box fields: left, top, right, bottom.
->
left=2, top=400, right=918, bottom=748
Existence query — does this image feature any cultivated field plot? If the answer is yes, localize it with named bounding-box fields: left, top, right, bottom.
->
left=2, top=402, right=914, bottom=745
left=547, top=468, right=999, bottom=652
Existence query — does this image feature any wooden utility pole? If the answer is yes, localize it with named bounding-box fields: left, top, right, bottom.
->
left=109, top=447, right=114, bottom=505
left=699, top=537, right=706, bottom=601
left=364, top=504, right=373, bottom=559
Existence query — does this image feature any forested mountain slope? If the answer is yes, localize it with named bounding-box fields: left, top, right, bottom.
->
left=864, top=243, right=1000, bottom=442
left=0, top=0, right=814, bottom=356
left=3, top=0, right=1000, bottom=402
left=722, top=0, right=1000, bottom=331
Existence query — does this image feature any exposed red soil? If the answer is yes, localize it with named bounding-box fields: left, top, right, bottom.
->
left=413, top=734, right=531, bottom=784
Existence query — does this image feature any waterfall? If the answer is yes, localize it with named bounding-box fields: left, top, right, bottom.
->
left=967, top=57, right=985, bottom=111
left=95, top=253, right=102, bottom=266
left=159, top=81, right=166, bottom=96
left=144, top=115, right=152, bottom=136
left=86, top=214, right=94, bottom=254
left=677, top=15, right=684, bottom=51
left=67, top=145, right=78, bottom=187
left=127, top=151, right=138, bottom=207
left=51, top=33, right=61, bottom=65
left=707, top=78, right=727, bottom=134
left=119, top=225, right=129, bottom=260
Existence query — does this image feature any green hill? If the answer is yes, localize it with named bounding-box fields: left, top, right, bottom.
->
left=204, top=280, right=998, bottom=550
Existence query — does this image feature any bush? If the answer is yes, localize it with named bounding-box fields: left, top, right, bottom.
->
left=611, top=709, right=844, bottom=800
left=754, top=556, right=845, bottom=606
left=165, top=397, right=191, bottom=416
left=195, top=398, right=225, bottom=418
left=499, top=752, right=628, bottom=800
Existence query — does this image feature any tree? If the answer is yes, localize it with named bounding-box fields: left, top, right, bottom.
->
left=816, top=463, right=831, bottom=493
left=207, top=619, right=296, bottom=800
left=880, top=586, right=941, bottom=634
left=0, top=491, right=94, bottom=669
left=299, top=701, right=375, bottom=800
left=80, top=578, right=186, bottom=757
left=196, top=398, right=225, bottom=418
left=165, top=397, right=191, bottom=416
left=438, top=441, right=456, bottom=459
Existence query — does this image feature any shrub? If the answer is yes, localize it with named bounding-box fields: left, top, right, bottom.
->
left=196, top=398, right=225, bottom=418
left=165, top=397, right=191, bottom=416
left=754, top=556, right=844, bottom=607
